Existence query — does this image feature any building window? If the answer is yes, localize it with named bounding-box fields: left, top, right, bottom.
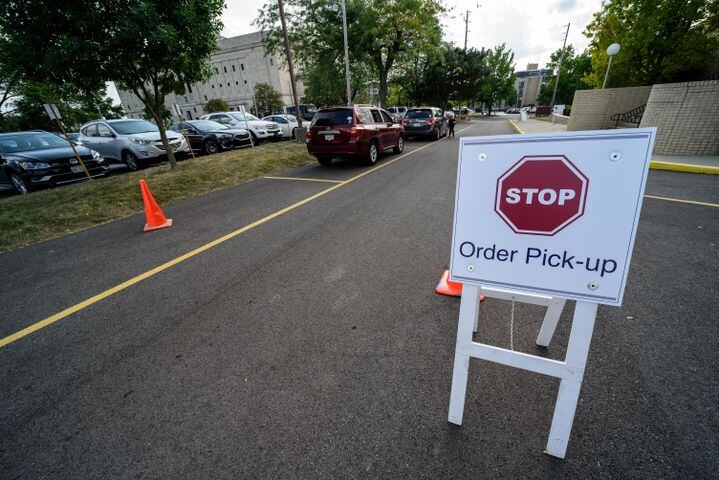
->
left=186, top=110, right=193, bottom=120
left=227, top=82, right=230, bottom=86
left=193, top=107, right=197, bottom=112
left=235, top=81, right=239, bottom=85
left=269, top=58, right=274, bottom=66
left=232, top=65, right=236, bottom=72
left=204, top=95, right=208, bottom=100
left=186, top=83, right=193, bottom=93
left=244, top=80, right=247, bottom=84
left=214, top=67, right=219, bottom=74
left=240, top=63, right=245, bottom=71
left=211, top=85, right=215, bottom=89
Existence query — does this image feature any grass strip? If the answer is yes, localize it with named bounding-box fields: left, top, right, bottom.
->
left=0, top=142, right=315, bottom=253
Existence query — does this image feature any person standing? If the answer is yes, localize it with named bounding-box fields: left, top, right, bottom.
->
left=446, top=109, right=456, bottom=138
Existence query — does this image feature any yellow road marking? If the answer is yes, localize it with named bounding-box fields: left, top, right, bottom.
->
left=0, top=124, right=476, bottom=348
left=644, top=195, right=719, bottom=208
left=506, top=119, right=523, bottom=134
left=264, top=176, right=344, bottom=184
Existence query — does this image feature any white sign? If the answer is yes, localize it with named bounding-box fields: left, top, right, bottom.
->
left=43, top=103, right=62, bottom=120
left=553, top=104, right=566, bottom=115
left=450, top=128, right=656, bottom=306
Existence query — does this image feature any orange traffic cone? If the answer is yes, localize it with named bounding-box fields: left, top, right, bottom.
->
left=140, top=179, right=173, bottom=232
left=435, top=268, right=484, bottom=301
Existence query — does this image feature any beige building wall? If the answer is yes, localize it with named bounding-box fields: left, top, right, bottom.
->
left=117, top=31, right=304, bottom=120
left=640, top=80, right=719, bottom=155
left=567, top=86, right=652, bottom=131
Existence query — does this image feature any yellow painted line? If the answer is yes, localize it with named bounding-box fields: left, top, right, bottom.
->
left=0, top=124, right=476, bottom=349
left=264, top=176, right=344, bottom=184
left=507, top=119, right=524, bottom=134
left=644, top=195, right=719, bottom=208
left=649, top=161, right=719, bottom=175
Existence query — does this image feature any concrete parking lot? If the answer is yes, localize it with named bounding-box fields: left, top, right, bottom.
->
left=1, top=118, right=717, bottom=478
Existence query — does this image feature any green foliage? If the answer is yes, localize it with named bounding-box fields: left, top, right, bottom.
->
left=300, top=56, right=372, bottom=107
left=0, top=0, right=225, bottom=167
left=7, top=82, right=123, bottom=132
left=204, top=98, right=230, bottom=113
left=255, top=0, right=445, bottom=106
left=253, top=83, right=284, bottom=116
left=537, top=46, right=592, bottom=106
left=583, top=0, right=719, bottom=87
left=479, top=44, right=515, bottom=114
left=392, top=43, right=490, bottom=109
left=142, top=93, right=172, bottom=128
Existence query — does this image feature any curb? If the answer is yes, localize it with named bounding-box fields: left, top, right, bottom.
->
left=505, top=120, right=718, bottom=175
left=648, top=161, right=719, bottom=175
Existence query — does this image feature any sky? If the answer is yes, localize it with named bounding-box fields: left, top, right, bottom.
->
left=109, top=0, right=603, bottom=104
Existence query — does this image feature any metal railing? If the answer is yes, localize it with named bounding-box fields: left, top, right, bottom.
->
left=610, top=104, right=645, bottom=128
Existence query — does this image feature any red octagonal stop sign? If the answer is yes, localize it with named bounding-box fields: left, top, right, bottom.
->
left=494, top=155, right=588, bottom=236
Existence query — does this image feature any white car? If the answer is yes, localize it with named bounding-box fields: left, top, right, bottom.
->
left=200, top=111, right=282, bottom=143
left=262, top=114, right=299, bottom=139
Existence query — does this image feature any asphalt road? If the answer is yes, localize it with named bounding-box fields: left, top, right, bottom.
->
left=1, top=119, right=717, bottom=479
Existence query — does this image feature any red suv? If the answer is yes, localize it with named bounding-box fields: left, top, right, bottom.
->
left=306, top=106, right=405, bottom=166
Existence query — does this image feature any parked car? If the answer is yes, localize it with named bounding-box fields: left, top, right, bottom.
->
left=169, top=120, right=250, bottom=155
left=401, top=107, right=448, bottom=140
left=505, top=107, right=520, bottom=114
left=387, top=106, right=408, bottom=118
left=78, top=119, right=188, bottom=171
left=306, top=105, right=405, bottom=166
left=0, top=130, right=107, bottom=194
left=262, top=114, right=299, bottom=139
left=278, top=104, right=317, bottom=123
left=200, top=111, right=281, bottom=143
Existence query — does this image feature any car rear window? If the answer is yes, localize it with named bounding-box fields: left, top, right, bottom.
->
left=312, top=109, right=354, bottom=126
left=406, top=109, right=433, bottom=119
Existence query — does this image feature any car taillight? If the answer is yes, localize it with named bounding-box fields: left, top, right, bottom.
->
left=424, top=119, right=435, bottom=125
left=401, top=119, right=409, bottom=125
left=350, top=128, right=361, bottom=136
left=306, top=130, right=312, bottom=139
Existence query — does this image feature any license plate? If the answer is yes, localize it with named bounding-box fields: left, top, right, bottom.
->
left=71, top=165, right=84, bottom=173
left=325, top=134, right=335, bottom=141
left=412, top=122, right=423, bottom=127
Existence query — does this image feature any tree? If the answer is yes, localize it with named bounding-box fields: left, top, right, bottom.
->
left=479, top=44, right=515, bottom=115
left=205, top=98, right=229, bottom=113
left=0, top=0, right=224, bottom=169
left=255, top=0, right=445, bottom=107
left=9, top=82, right=123, bottom=131
left=0, top=40, right=19, bottom=131
left=253, top=83, right=283, bottom=116
left=583, top=0, right=719, bottom=88
left=142, top=93, right=172, bottom=128
left=537, top=46, right=592, bottom=106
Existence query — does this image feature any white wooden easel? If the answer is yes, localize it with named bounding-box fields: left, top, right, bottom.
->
left=447, top=284, right=597, bottom=459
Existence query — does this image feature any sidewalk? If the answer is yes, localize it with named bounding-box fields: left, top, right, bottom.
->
left=507, top=118, right=719, bottom=175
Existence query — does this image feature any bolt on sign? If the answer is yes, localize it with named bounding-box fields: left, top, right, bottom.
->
left=446, top=128, right=656, bottom=459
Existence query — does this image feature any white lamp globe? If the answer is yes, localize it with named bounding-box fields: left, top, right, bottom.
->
left=606, top=43, right=621, bottom=57
left=332, top=3, right=339, bottom=12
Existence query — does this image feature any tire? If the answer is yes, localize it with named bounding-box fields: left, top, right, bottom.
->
left=291, top=127, right=297, bottom=139
left=317, top=155, right=332, bottom=166
left=365, top=141, right=379, bottom=165
left=9, top=173, right=29, bottom=194
left=122, top=150, right=140, bottom=171
left=250, top=132, right=258, bottom=145
left=204, top=139, right=219, bottom=155
left=434, top=128, right=441, bottom=141
left=393, top=135, right=405, bottom=154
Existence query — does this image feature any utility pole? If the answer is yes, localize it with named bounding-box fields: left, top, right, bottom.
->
left=463, top=10, right=470, bottom=51
left=550, top=22, right=570, bottom=108
left=277, top=0, right=303, bottom=129
left=340, top=0, right=352, bottom=105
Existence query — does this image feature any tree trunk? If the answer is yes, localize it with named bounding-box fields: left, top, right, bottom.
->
left=378, top=69, right=389, bottom=109
left=153, top=108, right=176, bottom=169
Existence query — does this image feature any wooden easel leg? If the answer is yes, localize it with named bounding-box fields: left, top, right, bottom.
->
left=448, top=285, right=482, bottom=425
left=545, top=301, right=597, bottom=458
left=536, top=298, right=566, bottom=347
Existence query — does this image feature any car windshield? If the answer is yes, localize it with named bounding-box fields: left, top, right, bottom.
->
left=228, top=112, right=259, bottom=122
left=189, top=120, right=227, bottom=131
left=109, top=120, right=159, bottom=134
left=286, top=115, right=297, bottom=122
left=406, top=109, right=433, bottom=119
left=0, top=132, right=70, bottom=153
left=312, top=109, right=354, bottom=126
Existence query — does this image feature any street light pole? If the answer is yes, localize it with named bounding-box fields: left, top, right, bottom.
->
left=277, top=0, right=303, bottom=129
left=550, top=22, right=570, bottom=107
left=340, top=0, right=352, bottom=105
left=602, top=43, right=621, bottom=89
